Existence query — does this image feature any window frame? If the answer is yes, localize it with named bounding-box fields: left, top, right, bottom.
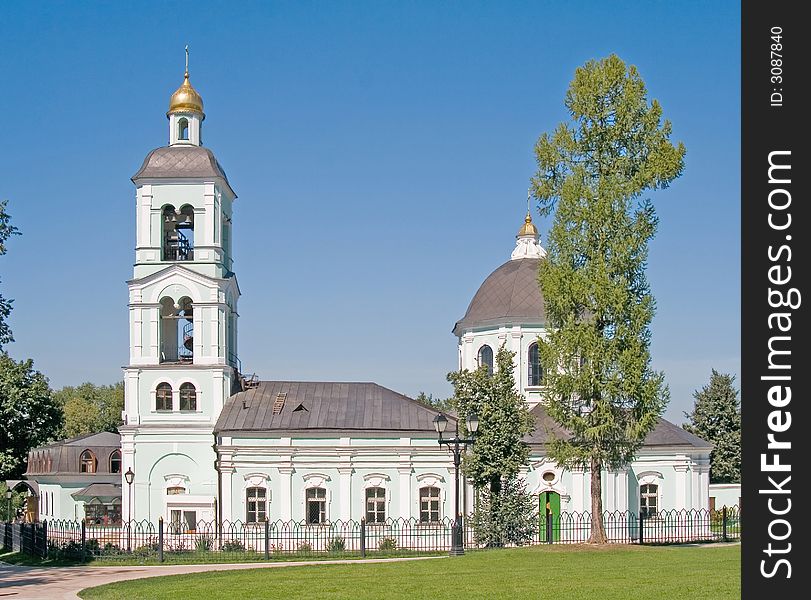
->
left=527, top=342, right=543, bottom=387
left=109, top=450, right=122, bottom=474
left=305, top=487, right=327, bottom=525
left=179, top=383, right=197, bottom=411
left=246, top=486, right=267, bottom=524
left=80, top=449, right=97, bottom=473
left=365, top=486, right=386, bottom=524
left=419, top=486, right=441, bottom=524
left=477, top=344, right=494, bottom=375
left=640, top=483, right=659, bottom=518
left=156, top=383, right=173, bottom=411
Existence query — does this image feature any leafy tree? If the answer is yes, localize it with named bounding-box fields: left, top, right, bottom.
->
left=531, top=55, right=685, bottom=542
left=414, top=391, right=454, bottom=412
left=683, top=370, right=741, bottom=483
left=54, top=382, right=125, bottom=438
left=0, top=353, right=63, bottom=479
left=448, top=345, right=535, bottom=541
left=0, top=199, right=20, bottom=350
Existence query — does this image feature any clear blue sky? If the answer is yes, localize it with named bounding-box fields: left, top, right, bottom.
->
left=0, top=1, right=739, bottom=424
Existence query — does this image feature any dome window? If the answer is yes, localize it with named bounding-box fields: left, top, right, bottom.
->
left=528, top=342, right=543, bottom=387
left=477, top=345, right=494, bottom=375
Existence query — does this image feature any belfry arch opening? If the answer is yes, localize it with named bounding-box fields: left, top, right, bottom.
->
left=178, top=118, right=189, bottom=141
left=162, top=204, right=195, bottom=261
left=160, top=296, right=194, bottom=363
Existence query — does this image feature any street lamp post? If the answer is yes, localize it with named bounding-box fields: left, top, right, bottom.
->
left=433, top=412, right=478, bottom=556
left=5, top=489, right=12, bottom=522
left=124, top=467, right=135, bottom=552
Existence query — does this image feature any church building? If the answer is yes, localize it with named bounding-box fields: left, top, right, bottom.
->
left=14, top=66, right=711, bottom=527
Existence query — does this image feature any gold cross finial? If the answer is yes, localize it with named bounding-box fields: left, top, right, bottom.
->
left=185, top=45, right=189, bottom=76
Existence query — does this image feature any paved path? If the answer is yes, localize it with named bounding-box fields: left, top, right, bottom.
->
left=0, top=556, right=443, bottom=599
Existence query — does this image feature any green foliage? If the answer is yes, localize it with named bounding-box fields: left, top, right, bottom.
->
left=297, top=541, right=312, bottom=553
left=447, top=345, right=534, bottom=489
left=377, top=537, right=397, bottom=552
left=327, top=536, right=346, bottom=553
left=471, top=476, right=538, bottom=547
left=0, top=353, right=63, bottom=479
left=54, top=381, right=125, bottom=438
left=0, top=482, right=26, bottom=520
left=531, top=55, right=684, bottom=541
left=414, top=391, right=454, bottom=412
left=195, top=536, right=214, bottom=552
left=683, top=370, right=741, bottom=483
left=0, top=199, right=20, bottom=350
left=221, top=539, right=246, bottom=552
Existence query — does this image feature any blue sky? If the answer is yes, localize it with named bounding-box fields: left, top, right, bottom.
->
left=0, top=1, right=739, bottom=424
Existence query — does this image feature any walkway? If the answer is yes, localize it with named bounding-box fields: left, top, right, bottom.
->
left=0, top=555, right=443, bottom=599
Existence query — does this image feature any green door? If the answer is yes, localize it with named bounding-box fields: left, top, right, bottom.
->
left=539, top=491, right=561, bottom=542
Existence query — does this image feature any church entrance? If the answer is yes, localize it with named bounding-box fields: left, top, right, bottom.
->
left=539, top=491, right=561, bottom=542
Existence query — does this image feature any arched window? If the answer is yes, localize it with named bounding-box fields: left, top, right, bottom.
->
left=419, top=487, right=441, bottom=523
left=246, top=487, right=267, bottom=523
left=306, top=487, right=327, bottom=524
left=477, top=345, right=494, bottom=375
left=109, top=450, right=122, bottom=474
left=178, top=118, right=189, bottom=141
left=528, top=342, right=543, bottom=386
left=166, top=486, right=186, bottom=495
left=365, top=487, right=386, bottom=523
left=179, top=383, right=197, bottom=411
left=80, top=450, right=97, bottom=473
left=156, top=383, right=173, bottom=411
left=640, top=483, right=659, bottom=518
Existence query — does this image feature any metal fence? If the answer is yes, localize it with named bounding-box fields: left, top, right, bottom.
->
left=3, top=506, right=740, bottom=561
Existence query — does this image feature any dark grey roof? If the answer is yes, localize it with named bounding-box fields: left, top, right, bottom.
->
left=215, top=381, right=453, bottom=434
left=26, top=432, right=121, bottom=477
left=525, top=404, right=711, bottom=449
left=453, top=258, right=545, bottom=336
left=132, top=146, right=232, bottom=187
left=71, top=483, right=122, bottom=501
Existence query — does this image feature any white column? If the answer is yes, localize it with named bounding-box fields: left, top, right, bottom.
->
left=149, top=307, right=160, bottom=361
left=461, top=335, right=474, bottom=371
left=604, top=471, right=616, bottom=512
left=571, top=467, right=586, bottom=512
left=220, top=465, right=234, bottom=522
left=615, top=470, right=628, bottom=512
left=398, top=464, right=412, bottom=520
left=204, top=183, right=216, bottom=246
left=510, top=327, right=523, bottom=392
left=338, top=467, right=353, bottom=521
left=691, top=466, right=701, bottom=509
left=674, top=464, right=689, bottom=510
left=278, top=467, right=293, bottom=521
left=137, top=186, right=153, bottom=248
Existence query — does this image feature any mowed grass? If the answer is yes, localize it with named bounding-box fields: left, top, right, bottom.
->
left=79, top=543, right=740, bottom=600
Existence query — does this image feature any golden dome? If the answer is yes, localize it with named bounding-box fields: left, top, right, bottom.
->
left=167, top=71, right=204, bottom=117
left=517, top=212, right=538, bottom=237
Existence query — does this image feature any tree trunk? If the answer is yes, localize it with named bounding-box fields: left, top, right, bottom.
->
left=589, top=456, right=607, bottom=544
left=489, top=474, right=502, bottom=547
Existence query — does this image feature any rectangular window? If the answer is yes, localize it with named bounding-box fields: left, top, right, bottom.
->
left=306, top=487, right=326, bottom=524
left=246, top=487, right=267, bottom=523
left=419, top=487, right=441, bottom=523
left=365, top=487, right=386, bottom=523
left=640, top=484, right=658, bottom=518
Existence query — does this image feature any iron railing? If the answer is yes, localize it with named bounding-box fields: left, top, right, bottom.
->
left=3, top=506, right=740, bottom=561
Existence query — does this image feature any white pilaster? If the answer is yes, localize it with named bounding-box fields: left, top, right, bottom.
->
left=571, top=467, right=586, bottom=513
left=674, top=463, right=689, bottom=511
left=278, top=466, right=293, bottom=521
left=398, top=458, right=412, bottom=520
left=615, top=469, right=628, bottom=512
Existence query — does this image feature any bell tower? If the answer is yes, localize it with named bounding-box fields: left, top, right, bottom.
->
left=120, top=54, right=242, bottom=523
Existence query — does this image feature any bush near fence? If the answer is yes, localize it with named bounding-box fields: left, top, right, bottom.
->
left=3, top=506, right=740, bottom=562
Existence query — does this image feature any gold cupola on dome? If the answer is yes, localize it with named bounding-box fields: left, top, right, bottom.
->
left=167, top=71, right=204, bottom=117
left=517, top=212, right=538, bottom=238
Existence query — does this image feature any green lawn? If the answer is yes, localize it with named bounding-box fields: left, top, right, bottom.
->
left=79, top=543, right=740, bottom=600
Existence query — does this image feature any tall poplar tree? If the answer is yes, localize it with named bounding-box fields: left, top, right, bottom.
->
left=531, top=55, right=685, bottom=542
left=0, top=199, right=20, bottom=349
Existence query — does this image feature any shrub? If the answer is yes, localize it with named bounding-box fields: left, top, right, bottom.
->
left=327, top=536, right=346, bottom=553
left=221, top=539, right=246, bottom=552
left=101, top=542, right=122, bottom=556
left=133, top=542, right=160, bottom=557
left=377, top=537, right=397, bottom=552
left=195, top=536, right=214, bottom=552
left=297, top=541, right=312, bottom=553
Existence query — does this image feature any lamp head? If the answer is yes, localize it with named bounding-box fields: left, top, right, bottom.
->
left=466, top=412, right=479, bottom=435
left=125, top=467, right=135, bottom=485
left=433, top=413, right=448, bottom=437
